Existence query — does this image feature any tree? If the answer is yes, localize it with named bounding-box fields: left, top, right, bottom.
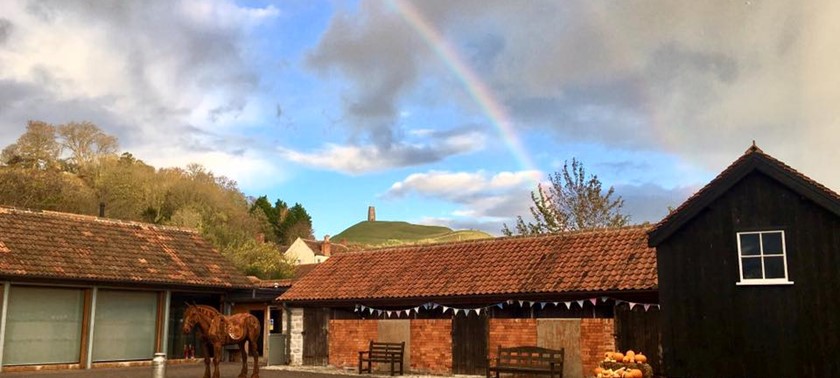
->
left=502, top=158, right=629, bottom=236
left=58, top=121, right=118, bottom=170
left=6, top=121, right=60, bottom=169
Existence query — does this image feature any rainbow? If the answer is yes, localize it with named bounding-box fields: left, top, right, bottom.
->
left=389, top=0, right=542, bottom=179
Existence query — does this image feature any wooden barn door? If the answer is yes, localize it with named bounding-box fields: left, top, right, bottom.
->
left=302, top=308, right=329, bottom=365
left=451, top=313, right=488, bottom=375
left=615, top=305, right=662, bottom=374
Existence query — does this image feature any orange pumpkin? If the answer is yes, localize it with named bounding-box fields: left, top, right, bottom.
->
left=613, top=352, right=625, bottom=361
left=594, top=367, right=604, bottom=375
left=634, top=353, right=647, bottom=364
left=629, top=369, right=644, bottom=378
left=625, top=350, right=636, bottom=359
left=622, top=356, right=632, bottom=363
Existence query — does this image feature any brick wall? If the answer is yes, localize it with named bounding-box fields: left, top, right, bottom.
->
left=328, top=320, right=379, bottom=369
left=409, top=319, right=452, bottom=374
left=488, top=318, right=538, bottom=359
left=580, top=318, right=615, bottom=374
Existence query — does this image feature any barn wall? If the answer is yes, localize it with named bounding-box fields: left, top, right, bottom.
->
left=580, top=318, right=615, bottom=375
left=289, top=308, right=304, bottom=365
left=409, top=319, right=452, bottom=374
left=328, top=320, right=378, bottom=369
left=657, top=172, right=840, bottom=377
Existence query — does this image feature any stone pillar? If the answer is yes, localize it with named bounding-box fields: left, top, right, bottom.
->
left=367, top=206, right=376, bottom=222
left=290, top=308, right=304, bottom=365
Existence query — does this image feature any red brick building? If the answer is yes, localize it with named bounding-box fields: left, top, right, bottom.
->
left=279, top=226, right=659, bottom=377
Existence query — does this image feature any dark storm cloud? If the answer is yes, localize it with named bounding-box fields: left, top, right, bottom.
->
left=0, top=19, right=12, bottom=45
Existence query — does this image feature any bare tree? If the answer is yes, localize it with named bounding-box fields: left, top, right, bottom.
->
left=502, top=158, right=630, bottom=236
left=58, top=121, right=118, bottom=169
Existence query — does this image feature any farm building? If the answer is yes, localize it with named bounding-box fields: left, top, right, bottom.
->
left=0, top=206, right=257, bottom=372
left=649, top=145, right=840, bottom=377
left=278, top=226, right=660, bottom=377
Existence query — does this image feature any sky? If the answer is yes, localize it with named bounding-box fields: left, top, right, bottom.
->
left=1, top=0, right=839, bottom=237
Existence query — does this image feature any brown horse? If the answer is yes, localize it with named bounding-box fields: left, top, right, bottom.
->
left=182, top=304, right=261, bottom=378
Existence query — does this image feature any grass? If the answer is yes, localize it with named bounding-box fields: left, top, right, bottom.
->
left=333, top=221, right=492, bottom=247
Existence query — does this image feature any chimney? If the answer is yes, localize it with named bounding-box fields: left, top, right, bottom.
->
left=321, top=235, right=331, bottom=257
left=98, top=202, right=105, bottom=217
left=367, top=206, right=376, bottom=222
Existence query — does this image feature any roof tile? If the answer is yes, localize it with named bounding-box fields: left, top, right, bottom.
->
left=280, top=226, right=655, bottom=302
left=0, top=206, right=253, bottom=288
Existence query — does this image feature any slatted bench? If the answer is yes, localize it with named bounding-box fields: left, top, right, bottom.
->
left=358, top=341, right=405, bottom=376
left=487, top=346, right=564, bottom=378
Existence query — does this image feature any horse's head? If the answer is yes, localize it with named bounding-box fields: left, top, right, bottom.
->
left=182, top=305, right=198, bottom=334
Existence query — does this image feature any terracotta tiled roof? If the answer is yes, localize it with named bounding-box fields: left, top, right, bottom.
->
left=0, top=207, right=253, bottom=288
left=254, top=263, right=321, bottom=288
left=280, top=226, right=655, bottom=303
left=649, top=145, right=840, bottom=246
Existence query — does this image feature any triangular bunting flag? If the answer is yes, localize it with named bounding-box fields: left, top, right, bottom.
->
left=497, top=303, right=505, bottom=309
left=475, top=308, right=481, bottom=315
left=518, top=300, right=525, bottom=307
left=540, top=302, right=547, bottom=309
left=552, top=302, right=559, bottom=306
left=601, top=296, right=609, bottom=303
left=589, top=298, right=597, bottom=306
left=432, top=303, right=440, bottom=309
left=629, top=302, right=637, bottom=310
left=564, top=301, right=572, bottom=309
left=441, top=306, right=450, bottom=313
left=368, top=308, right=375, bottom=315
left=454, top=308, right=461, bottom=315
left=386, top=310, right=393, bottom=317
left=576, top=300, right=584, bottom=308
left=643, top=304, right=651, bottom=311
left=376, top=310, right=382, bottom=315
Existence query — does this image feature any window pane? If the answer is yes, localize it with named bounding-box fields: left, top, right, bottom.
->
left=739, top=233, right=761, bottom=256
left=3, top=286, right=84, bottom=365
left=764, top=256, right=786, bottom=279
left=93, top=290, right=158, bottom=362
left=762, top=232, right=783, bottom=255
left=742, top=257, right=763, bottom=279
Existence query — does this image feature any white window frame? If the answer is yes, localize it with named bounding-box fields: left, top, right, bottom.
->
left=736, top=230, right=794, bottom=285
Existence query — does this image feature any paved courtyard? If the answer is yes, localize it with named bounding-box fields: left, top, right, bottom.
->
left=1, top=363, right=365, bottom=378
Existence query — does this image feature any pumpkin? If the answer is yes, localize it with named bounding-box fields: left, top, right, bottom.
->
left=625, top=350, right=636, bottom=359
left=613, top=352, right=624, bottom=361
left=629, top=369, right=643, bottom=378
left=594, top=367, right=604, bottom=375
left=622, top=355, right=632, bottom=363
left=634, top=353, right=647, bottom=364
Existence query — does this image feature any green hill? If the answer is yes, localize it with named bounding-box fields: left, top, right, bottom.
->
left=333, top=221, right=492, bottom=247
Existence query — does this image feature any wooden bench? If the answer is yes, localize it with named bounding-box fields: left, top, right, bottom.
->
left=487, top=346, right=564, bottom=378
left=358, top=341, right=405, bottom=376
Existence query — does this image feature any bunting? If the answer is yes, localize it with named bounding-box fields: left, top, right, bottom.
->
left=353, top=296, right=661, bottom=318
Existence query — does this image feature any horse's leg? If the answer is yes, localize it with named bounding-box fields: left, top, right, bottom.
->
left=238, top=341, right=248, bottom=378
left=201, top=341, right=211, bottom=378
left=249, top=333, right=260, bottom=378
left=213, top=344, right=223, bottom=378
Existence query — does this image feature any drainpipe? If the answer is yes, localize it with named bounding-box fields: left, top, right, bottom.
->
left=86, top=287, right=98, bottom=369
left=161, top=290, right=171, bottom=355
left=0, top=282, right=11, bottom=372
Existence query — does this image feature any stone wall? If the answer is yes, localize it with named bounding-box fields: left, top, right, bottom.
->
left=289, top=308, right=304, bottom=365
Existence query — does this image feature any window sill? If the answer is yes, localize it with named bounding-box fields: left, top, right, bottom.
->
left=736, top=280, right=794, bottom=286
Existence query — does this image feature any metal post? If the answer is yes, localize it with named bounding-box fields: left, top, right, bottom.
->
left=152, top=352, right=166, bottom=378
left=86, top=287, right=98, bottom=369
left=0, top=282, right=11, bottom=372
left=161, top=290, right=171, bottom=356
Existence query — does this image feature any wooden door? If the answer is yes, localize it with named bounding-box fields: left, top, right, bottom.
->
left=302, top=307, right=329, bottom=365
left=451, top=313, right=488, bottom=375
left=615, top=305, right=662, bottom=374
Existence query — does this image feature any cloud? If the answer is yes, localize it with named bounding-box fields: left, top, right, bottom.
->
left=615, top=183, right=698, bottom=225
left=278, top=128, right=486, bottom=174
left=0, top=0, right=281, bottom=186
left=384, top=169, right=541, bottom=235
left=312, top=1, right=840, bottom=189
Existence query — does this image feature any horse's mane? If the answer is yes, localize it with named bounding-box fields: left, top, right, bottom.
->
left=189, top=304, right=221, bottom=319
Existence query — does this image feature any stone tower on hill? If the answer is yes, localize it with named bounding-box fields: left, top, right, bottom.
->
left=367, top=206, right=376, bottom=222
